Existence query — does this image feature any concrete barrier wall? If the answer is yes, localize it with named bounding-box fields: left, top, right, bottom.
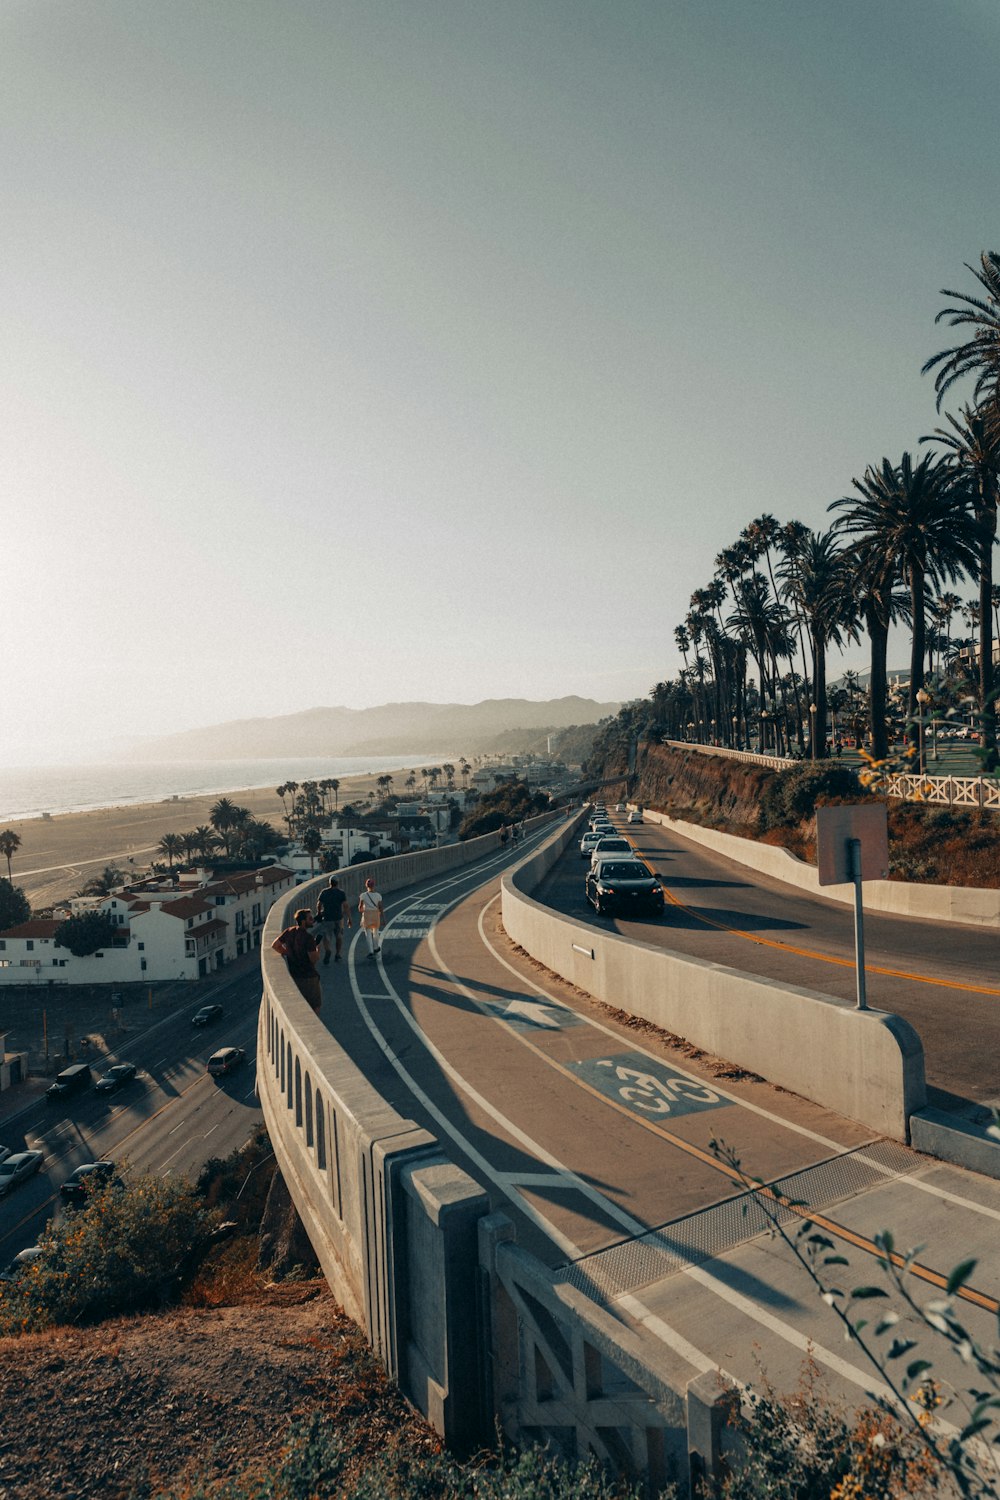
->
left=258, top=820, right=555, bottom=1446
left=502, top=811, right=925, bottom=1138
left=642, top=808, right=1000, bottom=928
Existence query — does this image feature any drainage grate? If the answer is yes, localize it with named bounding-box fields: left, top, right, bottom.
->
left=560, top=1138, right=920, bottom=1300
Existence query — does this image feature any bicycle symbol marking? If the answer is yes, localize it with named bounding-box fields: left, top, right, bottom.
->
left=594, top=1060, right=721, bottom=1116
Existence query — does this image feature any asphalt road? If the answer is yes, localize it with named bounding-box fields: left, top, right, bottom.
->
left=536, top=816, right=1000, bottom=1115
left=0, top=962, right=263, bottom=1259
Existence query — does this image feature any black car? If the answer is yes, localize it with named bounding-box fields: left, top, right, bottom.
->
left=94, top=1063, right=138, bottom=1094
left=191, top=1004, right=224, bottom=1027
left=60, top=1161, right=122, bottom=1208
left=586, top=859, right=664, bottom=917
left=45, top=1062, right=93, bottom=1101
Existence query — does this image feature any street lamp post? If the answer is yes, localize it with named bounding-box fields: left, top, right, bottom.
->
left=760, top=709, right=770, bottom=754
left=809, top=702, right=817, bottom=759
left=686, top=721, right=695, bottom=743
left=732, top=713, right=739, bottom=750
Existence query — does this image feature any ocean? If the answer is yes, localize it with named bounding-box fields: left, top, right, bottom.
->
left=0, top=754, right=457, bottom=823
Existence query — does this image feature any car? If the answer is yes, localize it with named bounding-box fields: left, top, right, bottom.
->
left=0, top=1246, right=43, bottom=1283
left=45, top=1062, right=93, bottom=1102
left=616, top=802, right=626, bottom=812
left=0, top=1150, right=44, bottom=1197
left=207, top=1046, right=246, bottom=1077
left=94, top=1062, right=138, bottom=1094
left=580, top=831, right=606, bottom=859
left=585, top=859, right=664, bottom=918
left=0, top=1146, right=11, bottom=1167
left=627, top=808, right=644, bottom=824
left=589, top=835, right=634, bottom=869
left=588, top=819, right=614, bottom=835
left=60, top=1160, right=122, bottom=1208
left=192, top=1004, right=224, bottom=1027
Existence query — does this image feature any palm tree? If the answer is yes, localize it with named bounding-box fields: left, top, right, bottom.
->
left=301, top=826, right=322, bottom=875
left=180, top=831, right=200, bottom=865
left=157, top=832, right=184, bottom=868
left=193, top=826, right=219, bottom=861
left=329, top=779, right=339, bottom=811
left=459, top=757, right=470, bottom=788
left=922, top=252, right=1000, bottom=415
left=923, top=404, right=1000, bottom=765
left=0, top=830, right=21, bottom=882
left=405, top=771, right=417, bottom=795
left=830, top=452, right=979, bottom=749
left=778, top=530, right=857, bottom=758
left=442, top=763, right=455, bottom=789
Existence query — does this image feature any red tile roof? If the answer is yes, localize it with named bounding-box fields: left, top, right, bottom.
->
left=0, top=919, right=62, bottom=940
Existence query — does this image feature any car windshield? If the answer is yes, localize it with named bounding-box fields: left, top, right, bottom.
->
left=596, top=839, right=629, bottom=848
left=599, top=863, right=649, bottom=880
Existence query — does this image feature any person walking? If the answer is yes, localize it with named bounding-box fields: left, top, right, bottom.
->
left=315, top=875, right=352, bottom=963
left=271, top=908, right=324, bottom=1012
left=358, top=877, right=384, bottom=959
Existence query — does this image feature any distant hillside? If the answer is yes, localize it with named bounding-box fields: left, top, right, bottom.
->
left=126, top=698, right=620, bottom=761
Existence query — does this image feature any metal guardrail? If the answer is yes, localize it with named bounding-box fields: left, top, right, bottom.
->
left=663, top=741, right=1000, bottom=810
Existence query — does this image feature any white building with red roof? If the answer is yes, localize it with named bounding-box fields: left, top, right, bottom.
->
left=0, top=864, right=296, bottom=986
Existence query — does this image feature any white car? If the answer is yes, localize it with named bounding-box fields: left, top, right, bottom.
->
left=627, top=809, right=644, bottom=824
left=580, top=831, right=605, bottom=859
left=589, top=836, right=634, bottom=869
left=0, top=1150, right=44, bottom=1197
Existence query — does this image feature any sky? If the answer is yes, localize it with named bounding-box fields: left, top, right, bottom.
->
left=3, top=0, right=999, bottom=764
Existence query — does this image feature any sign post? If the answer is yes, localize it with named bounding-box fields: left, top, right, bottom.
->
left=816, top=804, right=889, bottom=1012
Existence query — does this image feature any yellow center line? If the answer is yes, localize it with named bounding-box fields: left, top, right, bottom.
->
left=661, top=889, right=1000, bottom=996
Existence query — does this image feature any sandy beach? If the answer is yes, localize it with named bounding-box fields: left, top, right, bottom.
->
left=2, top=769, right=408, bottom=911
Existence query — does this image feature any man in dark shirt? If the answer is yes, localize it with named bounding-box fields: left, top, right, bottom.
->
left=315, top=875, right=352, bottom=963
left=271, top=908, right=323, bottom=1011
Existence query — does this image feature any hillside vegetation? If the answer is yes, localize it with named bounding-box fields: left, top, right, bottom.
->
left=599, top=742, right=1000, bottom=888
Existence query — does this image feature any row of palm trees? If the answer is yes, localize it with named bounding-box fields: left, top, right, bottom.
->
left=628, top=253, right=1000, bottom=768
left=156, top=798, right=283, bottom=869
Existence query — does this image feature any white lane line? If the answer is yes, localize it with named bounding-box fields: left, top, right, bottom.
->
left=161, top=1140, right=191, bottom=1166
left=204, top=1124, right=219, bottom=1137
left=153, top=1058, right=169, bottom=1069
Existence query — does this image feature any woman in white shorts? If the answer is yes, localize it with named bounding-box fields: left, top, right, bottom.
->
left=358, top=877, right=384, bottom=958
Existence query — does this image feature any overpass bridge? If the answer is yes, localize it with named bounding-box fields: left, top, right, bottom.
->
left=258, top=809, right=1000, bottom=1492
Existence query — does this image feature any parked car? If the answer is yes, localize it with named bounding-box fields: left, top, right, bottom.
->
left=0, top=1246, right=43, bottom=1283
left=0, top=1146, right=11, bottom=1167
left=60, top=1160, right=122, bottom=1208
left=627, top=808, right=644, bottom=824
left=589, top=836, right=634, bottom=869
left=94, top=1063, right=138, bottom=1094
left=586, top=859, right=664, bottom=917
left=192, top=1004, right=224, bottom=1027
left=45, top=1063, right=93, bottom=1102
left=0, top=1150, right=44, bottom=1197
left=207, top=1046, right=246, bottom=1077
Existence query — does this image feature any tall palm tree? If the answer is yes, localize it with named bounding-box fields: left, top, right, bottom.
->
left=193, top=826, right=219, bottom=861
left=830, top=453, right=979, bottom=747
left=0, top=830, right=21, bottom=882
left=778, top=530, right=857, bottom=758
left=923, top=403, right=1000, bottom=764
left=922, top=251, right=1000, bottom=415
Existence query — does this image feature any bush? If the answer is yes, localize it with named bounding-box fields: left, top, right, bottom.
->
left=53, top=910, right=120, bottom=956
left=0, top=1171, right=213, bottom=1334
left=758, top=763, right=864, bottom=832
left=459, top=782, right=549, bottom=840
left=149, top=1412, right=653, bottom=1498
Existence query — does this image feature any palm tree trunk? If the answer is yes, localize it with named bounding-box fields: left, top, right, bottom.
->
left=978, top=499, right=998, bottom=767
left=866, top=609, right=890, bottom=761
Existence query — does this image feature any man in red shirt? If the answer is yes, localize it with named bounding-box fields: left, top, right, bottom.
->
left=271, top=908, right=323, bottom=1012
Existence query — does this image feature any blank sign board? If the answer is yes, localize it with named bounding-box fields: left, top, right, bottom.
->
left=816, top=804, right=889, bottom=886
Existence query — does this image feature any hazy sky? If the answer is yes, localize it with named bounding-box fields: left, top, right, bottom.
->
left=4, top=1, right=998, bottom=763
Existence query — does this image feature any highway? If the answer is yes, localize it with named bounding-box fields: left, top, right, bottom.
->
left=0, top=962, right=263, bottom=1261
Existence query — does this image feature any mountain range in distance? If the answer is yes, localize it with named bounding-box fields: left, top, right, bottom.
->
left=125, top=697, right=622, bottom=762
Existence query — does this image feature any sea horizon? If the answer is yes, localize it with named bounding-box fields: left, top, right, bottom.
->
left=0, top=753, right=460, bottom=824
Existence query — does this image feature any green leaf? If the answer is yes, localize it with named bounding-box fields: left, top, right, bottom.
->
left=946, top=1259, right=978, bottom=1296
left=851, top=1286, right=888, bottom=1300
left=905, top=1359, right=933, bottom=1381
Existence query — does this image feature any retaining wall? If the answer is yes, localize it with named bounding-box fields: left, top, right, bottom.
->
left=643, top=807, right=1000, bottom=928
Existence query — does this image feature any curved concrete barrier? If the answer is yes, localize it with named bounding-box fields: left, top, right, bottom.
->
left=643, top=809, right=1000, bottom=929
left=502, top=812, right=925, bottom=1139
left=258, top=818, right=556, bottom=1449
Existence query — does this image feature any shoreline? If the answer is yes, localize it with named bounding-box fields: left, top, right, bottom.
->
left=1, top=767, right=421, bottom=911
